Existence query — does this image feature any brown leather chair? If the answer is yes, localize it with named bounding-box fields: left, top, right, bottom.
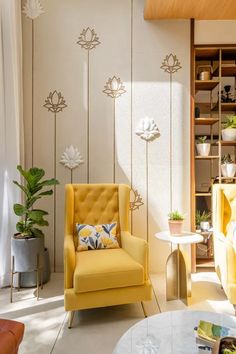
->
left=0, top=319, right=24, bottom=354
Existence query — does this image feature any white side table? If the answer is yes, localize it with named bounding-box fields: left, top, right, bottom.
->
left=155, top=231, right=203, bottom=304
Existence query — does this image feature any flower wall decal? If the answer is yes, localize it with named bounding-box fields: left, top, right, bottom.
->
left=22, top=0, right=44, bottom=20
left=103, top=76, right=126, bottom=99
left=60, top=145, right=84, bottom=184
left=43, top=91, right=67, bottom=113
left=160, top=53, right=182, bottom=211
left=160, top=53, right=182, bottom=74
left=135, top=116, right=160, bottom=242
left=130, top=189, right=144, bottom=211
left=77, top=27, right=100, bottom=50
left=135, top=117, right=160, bottom=142
left=76, top=27, right=101, bottom=183
left=43, top=90, right=67, bottom=272
left=103, top=75, right=126, bottom=183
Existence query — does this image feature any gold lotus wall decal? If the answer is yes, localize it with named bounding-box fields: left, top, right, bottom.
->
left=161, top=53, right=182, bottom=211
left=77, top=27, right=101, bottom=183
left=135, top=117, right=160, bottom=242
left=43, top=90, right=67, bottom=272
left=22, top=0, right=44, bottom=166
left=60, top=145, right=84, bottom=183
left=103, top=75, right=126, bottom=183
left=130, top=189, right=144, bottom=211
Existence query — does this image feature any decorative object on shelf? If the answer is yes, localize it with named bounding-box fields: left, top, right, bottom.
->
left=195, top=106, right=201, bottom=118
left=221, top=154, right=236, bottom=178
left=103, top=76, right=126, bottom=183
left=77, top=27, right=101, bottom=183
left=11, top=165, right=59, bottom=301
left=196, top=136, right=211, bottom=157
left=196, top=210, right=211, bottom=231
left=168, top=210, right=184, bottom=235
left=161, top=53, right=182, bottom=211
left=224, top=85, right=235, bottom=103
left=135, top=117, right=160, bottom=242
left=222, top=116, right=236, bottom=141
left=60, top=145, right=84, bottom=183
left=22, top=0, right=44, bottom=167
left=129, top=189, right=144, bottom=211
left=43, top=90, right=67, bottom=271
left=197, top=65, right=212, bottom=81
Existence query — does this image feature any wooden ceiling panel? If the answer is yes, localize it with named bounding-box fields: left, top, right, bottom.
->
left=144, top=0, right=236, bottom=20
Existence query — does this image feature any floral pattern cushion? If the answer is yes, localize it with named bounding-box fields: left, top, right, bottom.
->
left=76, top=222, right=119, bottom=251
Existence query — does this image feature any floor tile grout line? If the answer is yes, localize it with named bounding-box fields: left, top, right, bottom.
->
left=50, top=312, right=67, bottom=353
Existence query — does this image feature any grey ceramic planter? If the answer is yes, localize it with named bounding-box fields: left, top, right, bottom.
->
left=20, top=248, right=50, bottom=287
left=11, top=236, right=44, bottom=272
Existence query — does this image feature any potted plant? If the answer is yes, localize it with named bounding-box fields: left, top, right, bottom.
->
left=212, top=337, right=236, bottom=354
left=221, top=154, right=236, bottom=178
left=168, top=210, right=184, bottom=235
left=196, top=136, right=211, bottom=157
left=222, top=115, right=236, bottom=141
left=196, top=210, right=211, bottom=231
left=12, top=165, right=59, bottom=287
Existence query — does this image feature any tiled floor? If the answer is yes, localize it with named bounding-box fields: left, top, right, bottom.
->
left=0, top=272, right=234, bottom=354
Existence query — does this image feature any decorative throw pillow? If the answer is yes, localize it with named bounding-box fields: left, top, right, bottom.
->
left=76, top=222, right=119, bottom=251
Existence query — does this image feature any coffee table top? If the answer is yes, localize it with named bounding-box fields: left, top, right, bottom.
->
left=155, top=231, right=204, bottom=245
left=112, top=310, right=236, bottom=354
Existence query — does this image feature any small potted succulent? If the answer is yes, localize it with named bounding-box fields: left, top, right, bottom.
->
left=196, top=210, right=211, bottom=231
left=168, top=210, right=184, bottom=235
left=221, top=154, right=236, bottom=178
left=222, top=115, right=236, bottom=141
left=196, top=136, right=211, bottom=157
left=212, top=337, right=236, bottom=354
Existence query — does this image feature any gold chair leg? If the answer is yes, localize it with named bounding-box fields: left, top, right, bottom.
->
left=10, top=256, right=14, bottom=303
left=141, top=302, right=147, bottom=318
left=68, top=311, right=75, bottom=329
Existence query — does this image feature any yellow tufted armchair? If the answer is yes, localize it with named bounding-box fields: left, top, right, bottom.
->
left=213, top=184, right=236, bottom=311
left=64, top=184, right=152, bottom=327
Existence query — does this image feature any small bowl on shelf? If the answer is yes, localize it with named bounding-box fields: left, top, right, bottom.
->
left=212, top=336, right=236, bottom=354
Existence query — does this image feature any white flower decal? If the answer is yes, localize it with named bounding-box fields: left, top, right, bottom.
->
left=22, top=0, right=44, bottom=20
left=60, top=145, right=84, bottom=170
left=135, top=117, right=160, bottom=141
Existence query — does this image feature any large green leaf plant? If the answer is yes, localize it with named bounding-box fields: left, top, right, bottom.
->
left=13, top=165, right=59, bottom=238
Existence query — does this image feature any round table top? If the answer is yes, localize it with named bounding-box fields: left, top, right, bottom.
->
left=112, top=310, right=236, bottom=354
left=154, top=231, right=204, bottom=245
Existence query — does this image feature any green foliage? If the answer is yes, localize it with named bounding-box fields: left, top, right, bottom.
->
left=221, top=154, right=234, bottom=164
left=168, top=210, right=184, bottom=221
left=222, top=344, right=236, bottom=354
left=197, top=136, right=207, bottom=144
left=13, top=165, right=59, bottom=238
left=195, top=210, right=211, bottom=225
left=222, top=115, right=236, bottom=129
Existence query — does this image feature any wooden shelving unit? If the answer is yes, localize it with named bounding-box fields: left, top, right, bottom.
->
left=192, top=45, right=236, bottom=271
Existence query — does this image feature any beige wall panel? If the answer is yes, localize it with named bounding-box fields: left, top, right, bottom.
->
left=195, top=20, right=236, bottom=44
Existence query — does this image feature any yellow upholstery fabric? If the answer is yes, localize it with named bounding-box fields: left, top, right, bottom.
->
left=213, top=184, right=236, bottom=305
left=64, top=183, right=152, bottom=312
left=73, top=249, right=144, bottom=293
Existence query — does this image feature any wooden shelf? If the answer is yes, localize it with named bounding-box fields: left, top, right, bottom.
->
left=195, top=156, right=219, bottom=160
left=215, top=140, right=236, bottom=146
left=195, top=48, right=219, bottom=60
left=221, top=103, right=236, bottom=111
left=195, top=80, right=219, bottom=91
left=214, top=64, right=236, bottom=77
left=215, top=176, right=236, bottom=181
left=196, top=258, right=214, bottom=268
left=195, top=118, right=219, bottom=125
left=195, top=192, right=211, bottom=197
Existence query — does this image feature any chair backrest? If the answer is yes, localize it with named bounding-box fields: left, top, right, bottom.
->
left=65, top=184, right=130, bottom=246
left=213, top=184, right=236, bottom=236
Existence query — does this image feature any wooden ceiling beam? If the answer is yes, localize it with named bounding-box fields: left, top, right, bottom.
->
left=144, top=0, right=236, bottom=20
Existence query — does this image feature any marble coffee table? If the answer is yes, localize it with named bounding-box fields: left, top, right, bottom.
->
left=112, top=310, right=236, bottom=354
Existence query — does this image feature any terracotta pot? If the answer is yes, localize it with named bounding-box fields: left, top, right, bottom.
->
left=168, top=220, right=183, bottom=235
left=196, top=143, right=211, bottom=157
left=212, top=336, right=236, bottom=354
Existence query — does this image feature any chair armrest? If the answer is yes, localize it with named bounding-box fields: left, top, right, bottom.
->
left=64, top=234, right=76, bottom=289
left=121, top=231, right=149, bottom=280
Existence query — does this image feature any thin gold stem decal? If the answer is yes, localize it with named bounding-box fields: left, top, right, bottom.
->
left=161, top=54, right=182, bottom=211
left=43, top=90, right=67, bottom=271
left=77, top=27, right=101, bottom=183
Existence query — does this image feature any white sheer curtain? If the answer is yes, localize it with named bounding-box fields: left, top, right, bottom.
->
left=0, top=0, right=23, bottom=287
